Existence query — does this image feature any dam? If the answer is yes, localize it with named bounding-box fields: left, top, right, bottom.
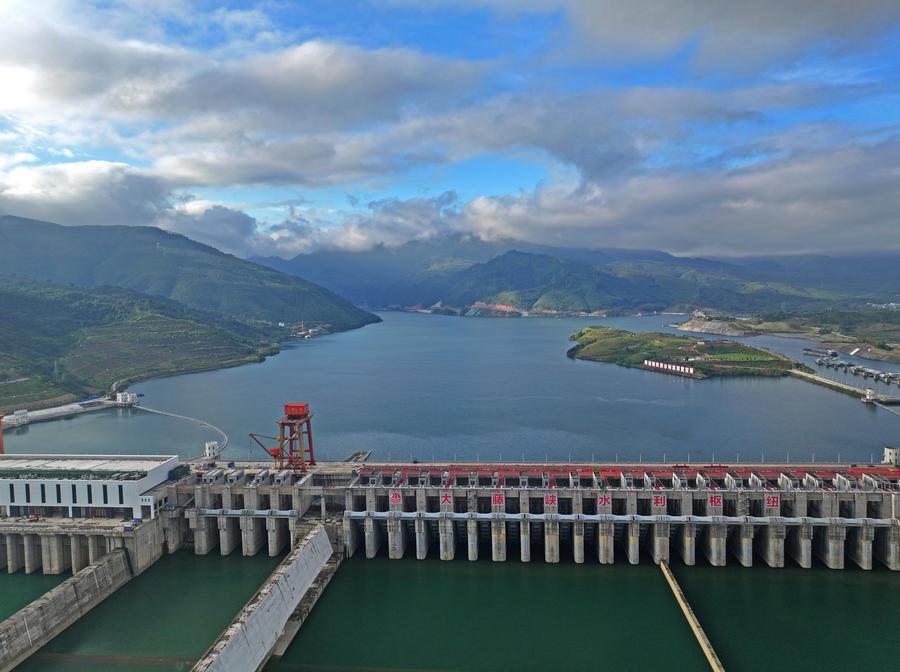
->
left=1, top=403, right=899, bottom=670
left=3, top=452, right=899, bottom=577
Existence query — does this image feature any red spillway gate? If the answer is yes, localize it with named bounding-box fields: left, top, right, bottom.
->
left=249, top=403, right=316, bottom=472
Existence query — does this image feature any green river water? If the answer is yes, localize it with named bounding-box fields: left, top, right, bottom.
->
left=0, top=573, right=64, bottom=621
left=7, top=552, right=898, bottom=671
left=13, top=552, right=280, bottom=672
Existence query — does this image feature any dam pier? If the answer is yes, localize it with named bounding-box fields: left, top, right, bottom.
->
left=152, top=447, right=898, bottom=572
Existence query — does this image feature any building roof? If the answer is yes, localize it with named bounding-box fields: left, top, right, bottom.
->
left=0, top=454, right=177, bottom=480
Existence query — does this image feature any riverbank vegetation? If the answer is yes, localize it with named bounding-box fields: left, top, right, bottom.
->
left=0, top=277, right=280, bottom=413
left=568, top=326, right=794, bottom=378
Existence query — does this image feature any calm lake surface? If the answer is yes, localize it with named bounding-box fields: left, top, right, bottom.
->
left=6, top=312, right=898, bottom=463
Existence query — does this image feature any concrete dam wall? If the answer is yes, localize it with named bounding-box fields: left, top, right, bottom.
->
left=0, top=548, right=132, bottom=672
left=192, top=524, right=334, bottom=672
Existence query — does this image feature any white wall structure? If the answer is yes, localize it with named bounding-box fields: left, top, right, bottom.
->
left=192, top=525, right=334, bottom=672
left=0, top=454, right=177, bottom=519
left=643, top=360, right=695, bottom=376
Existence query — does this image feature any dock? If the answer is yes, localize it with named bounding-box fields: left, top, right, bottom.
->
left=789, top=369, right=900, bottom=404
left=1, top=393, right=138, bottom=430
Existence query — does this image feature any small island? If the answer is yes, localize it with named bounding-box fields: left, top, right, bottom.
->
left=567, top=326, right=795, bottom=378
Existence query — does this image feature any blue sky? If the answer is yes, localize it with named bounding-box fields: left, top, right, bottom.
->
left=1, top=1, right=899, bottom=257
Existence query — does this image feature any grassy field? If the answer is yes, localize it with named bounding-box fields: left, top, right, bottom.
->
left=567, top=326, right=794, bottom=378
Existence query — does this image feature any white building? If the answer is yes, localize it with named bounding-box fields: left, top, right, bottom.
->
left=0, top=454, right=178, bottom=520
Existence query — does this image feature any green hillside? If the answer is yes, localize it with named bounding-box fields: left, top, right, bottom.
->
left=0, top=277, right=279, bottom=412
left=568, top=326, right=794, bottom=378
left=380, top=250, right=840, bottom=314
left=256, top=234, right=873, bottom=315
left=0, top=216, right=379, bottom=331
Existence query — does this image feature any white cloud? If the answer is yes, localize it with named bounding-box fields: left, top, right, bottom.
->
left=433, top=0, right=900, bottom=70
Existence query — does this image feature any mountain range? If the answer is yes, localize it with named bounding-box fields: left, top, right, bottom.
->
left=0, top=215, right=379, bottom=331
left=254, top=235, right=900, bottom=315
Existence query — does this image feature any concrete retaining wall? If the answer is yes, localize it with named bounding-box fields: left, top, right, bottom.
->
left=192, top=525, right=334, bottom=672
left=0, top=548, right=132, bottom=672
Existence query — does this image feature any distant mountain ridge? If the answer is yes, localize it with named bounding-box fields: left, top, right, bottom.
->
left=0, top=215, right=379, bottom=331
left=253, top=234, right=897, bottom=314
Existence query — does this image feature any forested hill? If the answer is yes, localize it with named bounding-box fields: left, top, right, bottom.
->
left=0, top=216, right=379, bottom=331
left=255, top=234, right=895, bottom=314
left=0, top=277, right=280, bottom=412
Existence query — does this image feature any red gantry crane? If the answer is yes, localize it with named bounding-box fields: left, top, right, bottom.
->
left=250, top=403, right=316, bottom=472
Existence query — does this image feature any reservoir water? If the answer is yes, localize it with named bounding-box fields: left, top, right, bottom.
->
left=5, top=312, right=900, bottom=671
left=16, top=552, right=280, bottom=672
left=6, top=313, right=899, bottom=464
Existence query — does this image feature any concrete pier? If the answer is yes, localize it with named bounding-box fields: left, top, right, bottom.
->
left=491, top=519, right=506, bottom=561
left=6, top=535, right=23, bottom=573
left=598, top=522, right=614, bottom=564
left=363, top=517, right=380, bottom=559
left=519, top=520, right=531, bottom=562
left=759, top=525, right=785, bottom=568
left=239, top=515, right=266, bottom=557
left=680, top=523, right=696, bottom=566
left=40, top=534, right=70, bottom=575
left=415, top=517, right=429, bottom=559
left=70, top=535, right=87, bottom=574
left=544, top=494, right=560, bottom=564
left=652, top=523, right=670, bottom=565
left=790, top=524, right=813, bottom=568
left=387, top=518, right=405, bottom=559
left=23, top=534, right=41, bottom=574
left=876, top=526, right=900, bottom=570
left=439, top=516, right=455, bottom=560
left=817, top=525, right=846, bottom=569
left=218, top=515, right=239, bottom=556
left=467, top=518, right=479, bottom=561
left=188, top=511, right=218, bottom=555
left=849, top=524, right=874, bottom=570
left=573, top=521, right=585, bottom=564
left=731, top=524, right=754, bottom=567
left=627, top=523, right=640, bottom=565
left=87, top=535, right=104, bottom=565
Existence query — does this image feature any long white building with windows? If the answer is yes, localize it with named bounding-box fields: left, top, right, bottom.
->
left=0, top=454, right=178, bottom=520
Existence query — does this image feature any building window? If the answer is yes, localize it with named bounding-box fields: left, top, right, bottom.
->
left=25, top=484, right=31, bottom=503
left=8, top=484, right=14, bottom=503
left=102, top=484, right=108, bottom=505
left=118, top=485, right=124, bottom=505
left=40, top=484, right=46, bottom=504
left=72, top=484, right=77, bottom=504
left=56, top=483, right=62, bottom=503
left=87, top=485, right=93, bottom=505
